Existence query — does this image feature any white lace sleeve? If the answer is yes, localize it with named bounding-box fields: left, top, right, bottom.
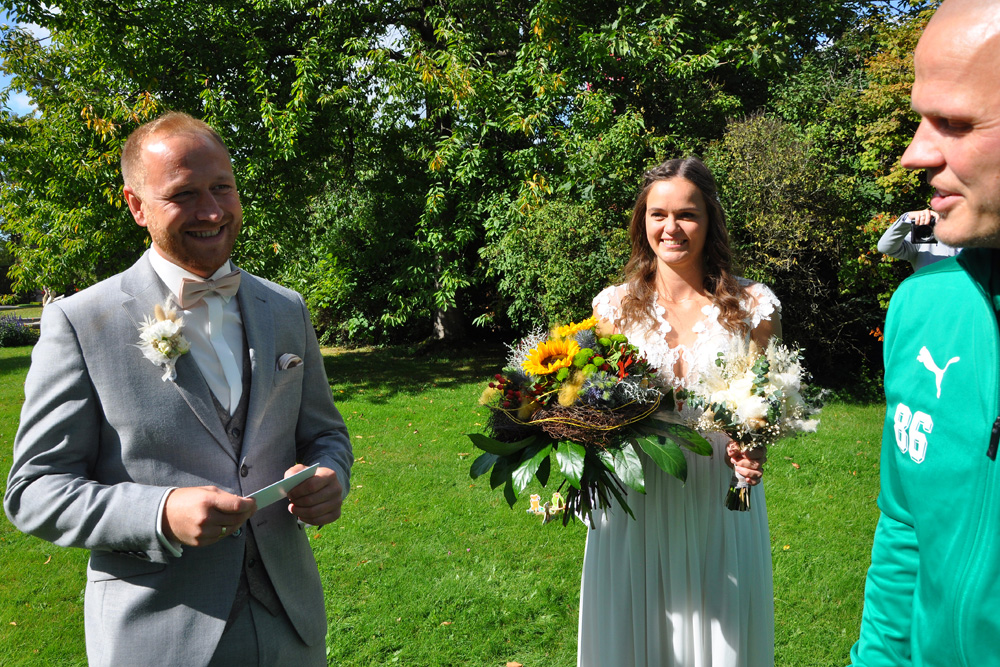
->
left=592, top=284, right=627, bottom=326
left=738, top=279, right=781, bottom=329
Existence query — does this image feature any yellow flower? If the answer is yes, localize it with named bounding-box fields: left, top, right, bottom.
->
left=522, top=338, right=581, bottom=376
left=553, top=316, right=599, bottom=339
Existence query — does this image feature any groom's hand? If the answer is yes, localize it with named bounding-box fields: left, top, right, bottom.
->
left=163, top=486, right=257, bottom=546
left=284, top=464, right=343, bottom=526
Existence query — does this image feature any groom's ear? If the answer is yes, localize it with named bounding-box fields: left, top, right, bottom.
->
left=123, top=185, right=147, bottom=228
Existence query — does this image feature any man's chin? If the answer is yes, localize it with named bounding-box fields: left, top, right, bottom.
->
left=934, top=217, right=1000, bottom=249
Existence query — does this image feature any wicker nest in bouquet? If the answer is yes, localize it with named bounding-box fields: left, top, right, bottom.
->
left=490, top=396, right=661, bottom=449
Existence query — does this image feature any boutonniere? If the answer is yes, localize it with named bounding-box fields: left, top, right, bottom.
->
left=136, top=302, right=191, bottom=382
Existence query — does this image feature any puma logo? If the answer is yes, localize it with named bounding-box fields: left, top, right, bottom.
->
left=916, top=346, right=960, bottom=399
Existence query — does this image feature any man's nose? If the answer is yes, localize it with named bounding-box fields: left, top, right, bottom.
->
left=193, top=191, right=224, bottom=220
left=901, top=119, right=943, bottom=171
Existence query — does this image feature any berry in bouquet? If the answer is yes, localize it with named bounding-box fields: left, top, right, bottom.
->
left=677, top=337, right=822, bottom=511
left=468, top=317, right=712, bottom=526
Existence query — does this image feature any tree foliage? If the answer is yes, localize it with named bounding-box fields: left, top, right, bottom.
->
left=0, top=0, right=938, bottom=388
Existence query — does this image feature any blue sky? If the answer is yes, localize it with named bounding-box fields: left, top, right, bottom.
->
left=1, top=9, right=43, bottom=116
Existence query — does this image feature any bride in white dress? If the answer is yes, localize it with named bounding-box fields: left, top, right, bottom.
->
left=577, top=157, right=780, bottom=667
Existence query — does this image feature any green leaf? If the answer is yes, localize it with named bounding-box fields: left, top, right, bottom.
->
left=535, top=455, right=551, bottom=486
left=637, top=422, right=713, bottom=456
left=512, top=444, right=553, bottom=495
left=632, top=435, right=688, bottom=482
left=468, top=432, right=537, bottom=456
left=661, top=423, right=714, bottom=456
left=489, top=453, right=522, bottom=490
left=555, top=442, right=587, bottom=489
left=612, top=444, right=646, bottom=494
left=469, top=452, right=499, bottom=479
left=597, top=448, right=615, bottom=472
left=503, top=479, right=518, bottom=507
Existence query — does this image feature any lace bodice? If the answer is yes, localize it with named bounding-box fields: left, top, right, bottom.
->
left=592, top=279, right=781, bottom=389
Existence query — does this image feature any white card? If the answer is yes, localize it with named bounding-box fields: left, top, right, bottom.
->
left=247, top=464, right=320, bottom=509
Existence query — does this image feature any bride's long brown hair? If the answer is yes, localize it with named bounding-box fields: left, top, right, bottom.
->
left=619, top=157, right=751, bottom=336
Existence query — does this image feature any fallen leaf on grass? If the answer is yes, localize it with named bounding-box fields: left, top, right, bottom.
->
left=440, top=621, right=452, bottom=626
left=791, top=463, right=801, bottom=469
left=10, top=621, right=16, bottom=626
left=43, top=555, right=51, bottom=565
left=457, top=453, right=469, bottom=459
left=507, top=662, right=524, bottom=667
left=783, top=545, right=790, bottom=551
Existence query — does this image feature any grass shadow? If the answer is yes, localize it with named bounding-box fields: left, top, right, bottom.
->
left=0, top=348, right=33, bottom=377
left=323, top=343, right=506, bottom=404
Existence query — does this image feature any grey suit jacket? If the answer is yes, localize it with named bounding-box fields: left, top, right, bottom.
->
left=4, top=253, right=353, bottom=666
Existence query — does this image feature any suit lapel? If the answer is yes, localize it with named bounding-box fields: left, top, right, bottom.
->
left=120, top=254, right=234, bottom=461
left=237, top=273, right=275, bottom=452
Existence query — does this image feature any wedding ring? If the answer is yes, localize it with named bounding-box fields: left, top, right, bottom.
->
left=220, top=525, right=228, bottom=537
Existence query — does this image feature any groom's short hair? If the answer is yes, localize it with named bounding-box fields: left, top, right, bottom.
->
left=121, top=111, right=231, bottom=195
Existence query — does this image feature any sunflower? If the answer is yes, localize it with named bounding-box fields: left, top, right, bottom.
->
left=553, top=316, right=599, bottom=339
left=522, top=338, right=581, bottom=376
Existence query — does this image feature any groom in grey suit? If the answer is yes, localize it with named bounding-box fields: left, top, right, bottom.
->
left=4, top=112, right=352, bottom=665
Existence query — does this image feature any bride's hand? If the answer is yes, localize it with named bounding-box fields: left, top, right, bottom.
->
left=725, top=441, right=766, bottom=486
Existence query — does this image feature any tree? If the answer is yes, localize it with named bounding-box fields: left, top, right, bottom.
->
left=1, top=0, right=896, bottom=356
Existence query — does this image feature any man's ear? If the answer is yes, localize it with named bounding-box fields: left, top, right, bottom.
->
left=123, top=185, right=147, bottom=228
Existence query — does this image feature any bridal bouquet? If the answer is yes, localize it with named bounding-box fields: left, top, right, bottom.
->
left=677, top=337, right=821, bottom=511
left=468, top=317, right=712, bottom=526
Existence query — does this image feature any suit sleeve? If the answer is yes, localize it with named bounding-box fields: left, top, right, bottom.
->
left=876, top=216, right=918, bottom=264
left=3, top=304, right=172, bottom=561
left=291, top=295, right=353, bottom=495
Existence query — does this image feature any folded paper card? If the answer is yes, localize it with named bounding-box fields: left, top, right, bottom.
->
left=247, top=464, right=320, bottom=509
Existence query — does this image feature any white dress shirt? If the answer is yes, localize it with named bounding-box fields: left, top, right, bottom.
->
left=147, top=249, right=245, bottom=557
left=148, top=249, right=245, bottom=412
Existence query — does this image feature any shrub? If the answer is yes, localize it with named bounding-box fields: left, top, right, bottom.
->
left=706, top=114, right=884, bottom=395
left=0, top=315, right=39, bottom=347
left=482, top=199, right=631, bottom=328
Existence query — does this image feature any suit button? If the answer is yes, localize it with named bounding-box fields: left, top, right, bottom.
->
left=232, top=528, right=242, bottom=537
left=232, top=427, right=241, bottom=438
left=240, top=464, right=249, bottom=477
left=248, top=558, right=256, bottom=569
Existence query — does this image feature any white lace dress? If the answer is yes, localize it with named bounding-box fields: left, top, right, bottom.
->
left=577, top=279, right=780, bottom=667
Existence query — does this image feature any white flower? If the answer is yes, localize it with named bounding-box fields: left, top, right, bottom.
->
left=735, top=394, right=768, bottom=424
left=136, top=303, right=190, bottom=382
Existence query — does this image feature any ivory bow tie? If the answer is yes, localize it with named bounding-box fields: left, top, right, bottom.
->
left=177, top=270, right=241, bottom=308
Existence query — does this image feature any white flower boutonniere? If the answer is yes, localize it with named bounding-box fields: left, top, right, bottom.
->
left=136, top=302, right=191, bottom=382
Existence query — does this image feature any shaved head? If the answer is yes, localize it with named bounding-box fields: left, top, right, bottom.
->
left=900, top=0, right=1000, bottom=248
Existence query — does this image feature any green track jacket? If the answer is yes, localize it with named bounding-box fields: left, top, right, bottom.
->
left=850, top=248, right=1000, bottom=666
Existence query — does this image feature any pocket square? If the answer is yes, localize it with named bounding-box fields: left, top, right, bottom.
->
left=277, top=353, right=303, bottom=370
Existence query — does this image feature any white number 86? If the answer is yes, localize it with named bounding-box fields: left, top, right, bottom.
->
left=893, top=403, right=933, bottom=464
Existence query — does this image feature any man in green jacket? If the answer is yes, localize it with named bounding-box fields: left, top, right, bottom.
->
left=850, top=0, right=1000, bottom=665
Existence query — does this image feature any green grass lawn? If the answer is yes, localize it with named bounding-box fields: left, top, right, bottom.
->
left=0, top=304, right=43, bottom=320
left=0, top=344, right=884, bottom=666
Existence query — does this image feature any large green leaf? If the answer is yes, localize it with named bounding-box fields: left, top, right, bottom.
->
left=633, top=435, right=688, bottom=482
left=638, top=423, right=713, bottom=457
left=612, top=444, right=645, bottom=494
left=489, top=453, right=523, bottom=490
left=597, top=448, right=615, bottom=472
left=469, top=452, right=499, bottom=479
left=512, top=444, right=554, bottom=495
left=468, top=433, right=537, bottom=456
left=555, top=442, right=587, bottom=489
left=503, top=479, right=518, bottom=508
left=535, top=455, right=551, bottom=486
